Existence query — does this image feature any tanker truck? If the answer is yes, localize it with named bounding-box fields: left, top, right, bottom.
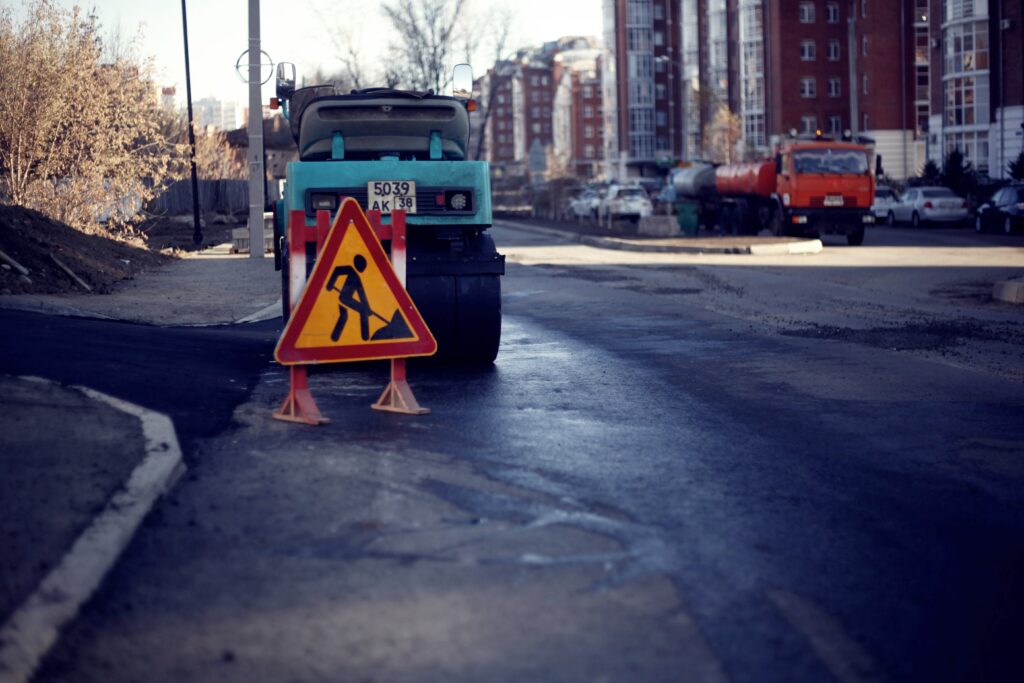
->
left=672, top=136, right=876, bottom=245
left=270, top=63, right=504, bottom=364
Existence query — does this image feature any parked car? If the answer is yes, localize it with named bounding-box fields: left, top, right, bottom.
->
left=886, top=186, right=969, bottom=228
left=872, top=185, right=898, bottom=221
left=975, top=185, right=1024, bottom=235
left=599, top=185, right=653, bottom=222
left=568, top=189, right=601, bottom=218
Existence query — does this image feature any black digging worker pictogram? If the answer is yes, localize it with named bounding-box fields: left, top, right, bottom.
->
left=325, top=254, right=414, bottom=343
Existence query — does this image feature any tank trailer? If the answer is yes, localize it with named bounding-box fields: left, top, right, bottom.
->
left=672, top=135, right=876, bottom=245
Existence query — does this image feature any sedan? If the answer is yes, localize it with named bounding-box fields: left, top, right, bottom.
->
left=887, top=187, right=969, bottom=228
left=568, top=190, right=601, bottom=219
left=599, top=186, right=653, bottom=222
left=975, top=185, right=1024, bottom=235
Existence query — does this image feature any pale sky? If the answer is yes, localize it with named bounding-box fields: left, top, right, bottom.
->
left=25, top=1, right=603, bottom=111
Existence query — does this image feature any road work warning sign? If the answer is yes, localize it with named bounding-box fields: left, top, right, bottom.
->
left=275, top=199, right=437, bottom=364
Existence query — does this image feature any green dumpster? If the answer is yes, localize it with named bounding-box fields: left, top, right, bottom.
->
left=675, top=201, right=699, bottom=236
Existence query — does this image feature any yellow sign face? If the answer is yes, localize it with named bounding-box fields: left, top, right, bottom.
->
left=274, top=199, right=436, bottom=365
left=296, top=227, right=413, bottom=348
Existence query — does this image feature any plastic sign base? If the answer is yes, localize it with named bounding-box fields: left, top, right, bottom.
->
left=372, top=358, right=429, bottom=415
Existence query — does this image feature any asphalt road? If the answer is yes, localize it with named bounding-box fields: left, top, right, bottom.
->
left=5, top=222, right=1024, bottom=682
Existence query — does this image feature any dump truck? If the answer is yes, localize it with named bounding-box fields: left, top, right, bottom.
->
left=271, top=64, right=504, bottom=363
left=672, top=135, right=876, bottom=245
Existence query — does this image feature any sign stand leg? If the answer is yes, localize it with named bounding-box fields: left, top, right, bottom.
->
left=372, top=358, right=429, bottom=415
left=273, top=209, right=331, bottom=426
left=371, top=210, right=429, bottom=415
left=274, top=366, right=330, bottom=424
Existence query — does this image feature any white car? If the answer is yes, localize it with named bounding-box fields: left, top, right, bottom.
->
left=872, top=186, right=898, bottom=221
left=568, top=190, right=601, bottom=218
left=599, top=186, right=653, bottom=222
left=887, top=187, right=969, bottom=228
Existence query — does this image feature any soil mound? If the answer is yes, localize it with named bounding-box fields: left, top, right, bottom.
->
left=0, top=205, right=169, bottom=295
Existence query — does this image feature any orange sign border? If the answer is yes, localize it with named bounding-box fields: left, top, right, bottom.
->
left=274, top=199, right=437, bottom=365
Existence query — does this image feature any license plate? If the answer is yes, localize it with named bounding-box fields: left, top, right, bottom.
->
left=367, top=180, right=416, bottom=214
left=824, top=195, right=844, bottom=207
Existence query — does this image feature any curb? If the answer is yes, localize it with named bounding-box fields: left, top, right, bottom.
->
left=992, top=277, right=1024, bottom=304
left=0, top=380, right=185, bottom=683
left=494, top=220, right=823, bottom=255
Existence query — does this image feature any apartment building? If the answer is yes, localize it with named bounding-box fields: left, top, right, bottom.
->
left=604, top=0, right=1022, bottom=180
left=924, top=0, right=1023, bottom=178
left=553, top=48, right=605, bottom=178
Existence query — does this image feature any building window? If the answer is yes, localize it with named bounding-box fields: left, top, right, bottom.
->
left=862, top=35, right=868, bottom=56
left=801, top=115, right=817, bottom=134
left=861, top=0, right=867, bottom=18
left=532, top=122, right=541, bottom=133
left=530, top=75, right=539, bottom=86
left=584, top=105, right=594, bottom=118
left=584, top=124, right=594, bottom=138
left=801, top=40, right=816, bottom=61
left=497, top=120, right=506, bottom=130
left=862, top=113, right=869, bottom=131
left=826, top=3, right=840, bottom=23
left=799, top=2, right=815, bottom=23
left=828, top=115, right=842, bottom=133
left=828, top=78, right=841, bottom=97
left=654, top=31, right=664, bottom=46
left=828, top=40, right=841, bottom=61
left=497, top=94, right=506, bottom=104
left=862, top=74, right=868, bottom=94
left=583, top=85, right=593, bottom=98
left=497, top=134, right=506, bottom=143
left=656, top=83, right=666, bottom=99
left=800, top=77, right=817, bottom=98
left=656, top=111, right=667, bottom=126
left=531, top=106, right=540, bottom=118
left=584, top=144, right=595, bottom=158
left=541, top=75, right=549, bottom=86
left=943, top=20, right=989, bottom=75
left=944, top=75, right=990, bottom=126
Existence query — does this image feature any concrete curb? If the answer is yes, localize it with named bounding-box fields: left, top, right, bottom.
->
left=0, top=380, right=185, bottom=683
left=495, top=219, right=823, bottom=255
left=992, top=277, right=1024, bottom=304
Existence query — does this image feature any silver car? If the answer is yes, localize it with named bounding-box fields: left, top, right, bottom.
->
left=887, top=187, right=969, bottom=228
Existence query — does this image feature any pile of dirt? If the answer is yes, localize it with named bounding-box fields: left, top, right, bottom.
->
left=0, top=204, right=169, bottom=295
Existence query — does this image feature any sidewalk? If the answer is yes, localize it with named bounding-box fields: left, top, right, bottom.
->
left=494, top=217, right=825, bottom=255
left=0, top=243, right=273, bottom=682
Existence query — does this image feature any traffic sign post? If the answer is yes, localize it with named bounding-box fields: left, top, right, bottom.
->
left=273, top=199, right=436, bottom=423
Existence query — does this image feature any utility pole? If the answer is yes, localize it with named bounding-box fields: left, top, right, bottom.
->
left=247, top=0, right=265, bottom=259
left=180, top=0, right=202, bottom=246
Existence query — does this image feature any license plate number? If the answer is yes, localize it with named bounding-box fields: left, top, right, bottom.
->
left=367, top=181, right=416, bottom=214
left=824, top=195, right=844, bottom=207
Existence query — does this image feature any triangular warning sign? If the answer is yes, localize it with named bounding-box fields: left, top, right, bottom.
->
left=275, top=199, right=437, bottom=365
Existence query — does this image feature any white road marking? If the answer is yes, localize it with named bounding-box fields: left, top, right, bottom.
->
left=0, top=380, right=185, bottom=683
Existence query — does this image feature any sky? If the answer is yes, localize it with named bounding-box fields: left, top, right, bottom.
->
left=23, top=0, right=603, bottom=113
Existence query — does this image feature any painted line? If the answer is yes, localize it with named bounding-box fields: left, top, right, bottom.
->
left=0, top=380, right=185, bottom=683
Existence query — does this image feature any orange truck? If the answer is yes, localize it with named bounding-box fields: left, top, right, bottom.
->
left=675, top=135, right=876, bottom=245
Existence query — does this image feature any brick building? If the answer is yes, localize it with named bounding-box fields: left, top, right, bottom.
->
left=553, top=49, right=605, bottom=178
left=600, top=0, right=1022, bottom=180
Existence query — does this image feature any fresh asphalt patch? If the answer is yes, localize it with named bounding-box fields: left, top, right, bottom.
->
left=0, top=309, right=280, bottom=459
left=781, top=318, right=1022, bottom=352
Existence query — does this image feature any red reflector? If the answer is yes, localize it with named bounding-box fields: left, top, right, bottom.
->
left=435, top=193, right=445, bottom=206
left=269, top=97, right=280, bottom=110
left=924, top=201, right=933, bottom=209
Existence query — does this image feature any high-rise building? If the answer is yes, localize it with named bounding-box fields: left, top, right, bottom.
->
left=924, top=0, right=1023, bottom=178
left=629, top=0, right=1023, bottom=180
left=195, top=97, right=240, bottom=131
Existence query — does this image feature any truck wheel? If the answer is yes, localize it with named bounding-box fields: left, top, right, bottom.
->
left=847, top=226, right=865, bottom=246
left=770, top=210, right=787, bottom=237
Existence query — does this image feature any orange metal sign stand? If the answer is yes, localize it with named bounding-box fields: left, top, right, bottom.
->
left=273, top=203, right=431, bottom=424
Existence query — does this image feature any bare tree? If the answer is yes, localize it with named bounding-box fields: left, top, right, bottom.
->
left=471, top=6, right=517, bottom=160
left=381, top=0, right=468, bottom=93
left=703, top=104, right=742, bottom=165
left=308, top=1, right=368, bottom=90
left=0, top=1, right=185, bottom=232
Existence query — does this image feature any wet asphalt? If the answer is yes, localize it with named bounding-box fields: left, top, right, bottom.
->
left=4, top=225, right=1024, bottom=682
